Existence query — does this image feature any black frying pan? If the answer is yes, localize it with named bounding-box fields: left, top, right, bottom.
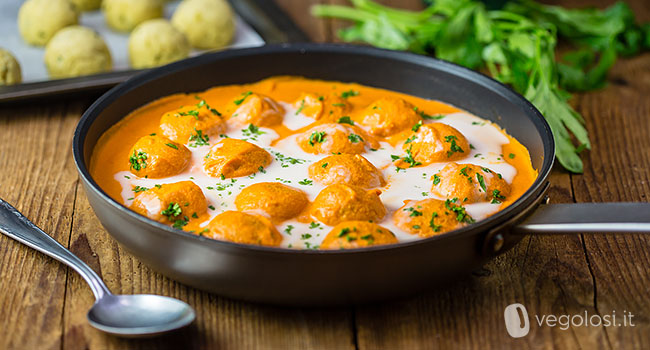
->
left=69, top=44, right=650, bottom=305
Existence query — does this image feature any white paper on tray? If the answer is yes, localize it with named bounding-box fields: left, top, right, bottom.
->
left=0, top=0, right=265, bottom=83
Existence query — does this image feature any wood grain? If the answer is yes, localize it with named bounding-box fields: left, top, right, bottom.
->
left=0, top=0, right=648, bottom=349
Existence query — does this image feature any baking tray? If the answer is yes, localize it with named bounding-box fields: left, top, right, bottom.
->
left=0, top=0, right=308, bottom=104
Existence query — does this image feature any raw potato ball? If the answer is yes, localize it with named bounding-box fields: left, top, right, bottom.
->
left=171, top=0, right=235, bottom=50
left=102, top=0, right=163, bottom=32
left=0, top=49, right=22, bottom=86
left=18, top=0, right=79, bottom=46
left=44, top=26, right=112, bottom=79
left=70, top=0, right=101, bottom=11
left=129, top=19, right=191, bottom=69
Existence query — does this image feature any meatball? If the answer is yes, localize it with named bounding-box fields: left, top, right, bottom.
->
left=309, top=154, right=385, bottom=189
left=203, top=138, right=272, bottom=178
left=293, top=93, right=350, bottom=121
left=160, top=101, right=225, bottom=144
left=296, top=123, right=379, bottom=155
left=431, top=163, right=511, bottom=204
left=171, top=0, right=235, bottom=50
left=393, top=198, right=473, bottom=237
left=128, top=135, right=191, bottom=178
left=396, top=123, right=469, bottom=168
left=129, top=19, right=190, bottom=69
left=130, top=181, right=207, bottom=229
left=18, top=0, right=79, bottom=46
left=235, top=182, right=309, bottom=221
left=204, top=211, right=282, bottom=246
left=357, top=97, right=420, bottom=136
left=228, top=92, right=284, bottom=127
left=0, top=49, right=22, bottom=86
left=321, top=221, right=398, bottom=249
left=102, top=0, right=163, bottom=32
left=44, top=26, right=112, bottom=79
left=311, top=184, right=386, bottom=226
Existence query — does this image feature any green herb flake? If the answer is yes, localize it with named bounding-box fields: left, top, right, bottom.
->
left=128, top=150, right=148, bottom=171
left=347, top=133, right=364, bottom=143
left=234, top=91, right=253, bottom=105
left=340, top=90, right=359, bottom=99
left=337, top=116, right=355, bottom=125
left=433, top=174, right=441, bottom=185
left=308, top=131, right=326, bottom=146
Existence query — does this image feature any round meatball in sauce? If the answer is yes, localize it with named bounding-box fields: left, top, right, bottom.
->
left=128, top=135, right=191, bottom=178
left=357, top=97, right=420, bottom=137
left=311, top=184, right=386, bottom=226
left=297, top=123, right=379, bottom=155
left=203, top=138, right=272, bottom=178
left=396, top=123, right=470, bottom=169
left=204, top=211, right=282, bottom=247
left=309, top=154, right=385, bottom=189
left=227, top=92, right=284, bottom=127
left=393, top=198, right=473, bottom=237
left=235, top=182, right=309, bottom=221
left=321, top=221, right=398, bottom=249
left=431, top=163, right=510, bottom=204
left=130, top=181, right=207, bottom=229
left=293, top=92, right=350, bottom=121
left=159, top=102, right=225, bottom=144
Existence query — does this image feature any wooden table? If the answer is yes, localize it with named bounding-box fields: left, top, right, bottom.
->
left=1, top=0, right=649, bottom=349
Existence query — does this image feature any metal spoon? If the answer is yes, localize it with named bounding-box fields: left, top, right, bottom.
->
left=0, top=198, right=195, bottom=337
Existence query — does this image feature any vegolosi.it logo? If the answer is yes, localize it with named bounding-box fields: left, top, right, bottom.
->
left=504, top=303, right=635, bottom=338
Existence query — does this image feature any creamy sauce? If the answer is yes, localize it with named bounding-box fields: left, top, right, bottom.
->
left=92, top=76, right=537, bottom=249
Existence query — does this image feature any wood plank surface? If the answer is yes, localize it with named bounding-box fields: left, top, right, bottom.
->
left=0, top=0, right=648, bottom=349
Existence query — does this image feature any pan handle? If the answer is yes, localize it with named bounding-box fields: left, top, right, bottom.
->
left=513, top=203, right=650, bottom=234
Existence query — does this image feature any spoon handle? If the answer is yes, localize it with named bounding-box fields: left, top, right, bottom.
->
left=0, top=198, right=110, bottom=300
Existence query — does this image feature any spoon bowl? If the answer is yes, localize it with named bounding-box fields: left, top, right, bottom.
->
left=87, top=294, right=196, bottom=337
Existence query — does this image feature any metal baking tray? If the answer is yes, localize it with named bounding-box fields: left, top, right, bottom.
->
left=0, top=0, right=308, bottom=104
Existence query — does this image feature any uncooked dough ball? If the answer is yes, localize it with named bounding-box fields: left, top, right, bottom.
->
left=129, top=19, right=191, bottom=69
left=102, top=0, right=163, bottom=32
left=18, top=0, right=79, bottom=46
left=171, top=0, right=235, bottom=50
left=0, top=49, right=22, bottom=86
left=44, top=26, right=112, bottom=79
left=70, top=0, right=101, bottom=11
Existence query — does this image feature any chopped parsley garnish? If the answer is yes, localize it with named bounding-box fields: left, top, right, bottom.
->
left=269, top=150, right=307, bottom=167
left=208, top=205, right=216, bottom=210
left=332, top=103, right=346, bottom=107
left=340, top=90, right=359, bottom=99
left=161, top=202, right=182, bottom=218
left=284, top=225, right=294, bottom=235
left=195, top=97, right=221, bottom=116
left=275, top=177, right=291, bottom=184
left=308, top=131, right=326, bottom=146
left=191, top=212, right=199, bottom=219
left=188, top=128, right=210, bottom=147
left=433, top=174, right=441, bottom=185
left=395, top=145, right=422, bottom=168
left=491, top=190, right=506, bottom=204
left=129, top=150, right=148, bottom=171
left=258, top=166, right=266, bottom=174
left=476, top=173, right=487, bottom=192
left=338, top=227, right=351, bottom=237
left=347, top=133, right=363, bottom=143
left=178, top=109, right=200, bottom=119
left=242, top=124, right=265, bottom=141
left=481, top=167, right=492, bottom=173
left=404, top=135, right=416, bottom=144
left=414, top=107, right=445, bottom=120
left=411, top=120, right=423, bottom=132
left=233, top=91, right=253, bottom=105
left=132, top=185, right=149, bottom=193
left=403, top=207, right=423, bottom=217
left=172, top=216, right=189, bottom=229
left=149, top=133, right=156, bottom=136
left=321, top=162, right=328, bottom=168
left=337, top=116, right=354, bottom=125
left=301, top=233, right=312, bottom=240
left=298, top=179, right=313, bottom=185
left=154, top=184, right=162, bottom=189
left=198, top=228, right=210, bottom=236
left=295, top=99, right=306, bottom=115
left=412, top=225, right=421, bottom=229
left=309, top=222, right=321, bottom=229
left=509, top=153, right=516, bottom=159
left=429, top=212, right=442, bottom=232
left=444, top=198, right=475, bottom=224
left=444, top=135, right=465, bottom=157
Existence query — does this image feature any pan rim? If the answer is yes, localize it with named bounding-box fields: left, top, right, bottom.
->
left=72, top=43, right=555, bottom=255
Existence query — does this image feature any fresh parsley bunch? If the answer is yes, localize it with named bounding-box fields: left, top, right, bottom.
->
left=312, top=0, right=650, bottom=172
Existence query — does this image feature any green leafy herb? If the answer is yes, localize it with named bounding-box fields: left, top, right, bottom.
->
left=161, top=202, right=182, bottom=218
left=337, top=116, right=355, bottom=125
left=132, top=185, right=149, bottom=193
left=165, top=142, right=178, bottom=150
left=403, top=207, right=423, bottom=217
left=285, top=225, right=295, bottom=235
left=444, top=135, right=464, bottom=158
left=312, top=0, right=650, bottom=173
left=296, top=99, right=306, bottom=115
left=189, top=128, right=210, bottom=147
left=411, top=120, right=423, bottom=132
left=429, top=212, right=442, bottom=232
left=234, top=91, right=253, bottom=105
left=347, top=133, right=364, bottom=143
left=491, top=189, right=506, bottom=204
left=298, top=178, right=313, bottom=185
left=341, top=90, right=360, bottom=98
left=433, top=174, right=441, bottom=185
left=129, top=150, right=148, bottom=171
left=444, top=198, right=475, bottom=224
left=476, top=173, right=487, bottom=192
left=309, top=131, right=327, bottom=146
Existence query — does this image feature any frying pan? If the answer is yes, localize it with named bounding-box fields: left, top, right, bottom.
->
left=71, top=44, right=650, bottom=305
